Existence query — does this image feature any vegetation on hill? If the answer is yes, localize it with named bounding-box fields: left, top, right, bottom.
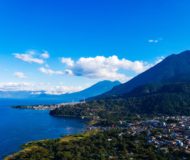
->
left=5, top=129, right=189, bottom=160
left=121, top=82, right=190, bottom=115
left=51, top=83, right=190, bottom=127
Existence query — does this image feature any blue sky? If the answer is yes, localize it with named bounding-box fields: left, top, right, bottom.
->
left=0, top=0, right=190, bottom=94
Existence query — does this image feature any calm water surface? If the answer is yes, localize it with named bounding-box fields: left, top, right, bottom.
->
left=0, top=99, right=86, bottom=159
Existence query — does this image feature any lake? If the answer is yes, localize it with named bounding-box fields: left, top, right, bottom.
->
left=0, top=99, right=86, bottom=159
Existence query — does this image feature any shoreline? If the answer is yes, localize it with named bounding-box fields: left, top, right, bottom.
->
left=2, top=105, right=87, bottom=160
left=13, top=104, right=91, bottom=124
left=8, top=102, right=190, bottom=159
left=5, top=115, right=190, bottom=159
left=4, top=129, right=99, bottom=160
left=12, top=101, right=86, bottom=111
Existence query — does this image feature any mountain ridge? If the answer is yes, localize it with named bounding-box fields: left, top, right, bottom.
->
left=102, top=50, right=190, bottom=96
left=0, top=80, right=121, bottom=102
left=39, top=80, right=121, bottom=102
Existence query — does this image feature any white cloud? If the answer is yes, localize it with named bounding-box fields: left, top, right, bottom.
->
left=61, top=57, right=74, bottom=67
left=0, top=82, right=83, bottom=95
left=39, top=67, right=64, bottom=75
left=14, top=49, right=163, bottom=82
left=155, top=56, right=165, bottom=64
left=14, top=72, right=27, bottom=79
left=41, top=51, right=50, bottom=59
left=0, top=82, right=32, bottom=91
left=44, top=85, right=83, bottom=95
left=34, top=54, right=163, bottom=82
left=14, top=50, right=45, bottom=64
left=148, top=39, right=159, bottom=43
left=148, top=38, right=163, bottom=44
left=60, top=55, right=153, bottom=82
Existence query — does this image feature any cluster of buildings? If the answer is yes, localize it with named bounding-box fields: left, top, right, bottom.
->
left=15, top=101, right=85, bottom=110
left=17, top=104, right=60, bottom=110
left=126, top=116, right=190, bottom=153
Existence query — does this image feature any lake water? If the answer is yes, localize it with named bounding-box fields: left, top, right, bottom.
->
left=0, top=99, right=86, bottom=159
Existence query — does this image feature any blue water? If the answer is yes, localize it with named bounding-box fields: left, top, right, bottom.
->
left=0, top=99, right=86, bottom=159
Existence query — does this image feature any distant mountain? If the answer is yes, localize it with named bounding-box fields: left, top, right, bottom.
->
left=0, top=80, right=121, bottom=102
left=104, top=50, right=190, bottom=96
left=0, top=91, right=41, bottom=99
left=40, top=80, right=121, bottom=102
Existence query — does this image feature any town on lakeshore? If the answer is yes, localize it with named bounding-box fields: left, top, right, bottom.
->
left=15, top=103, right=190, bottom=154
left=117, top=116, right=190, bottom=153
left=13, top=102, right=86, bottom=110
